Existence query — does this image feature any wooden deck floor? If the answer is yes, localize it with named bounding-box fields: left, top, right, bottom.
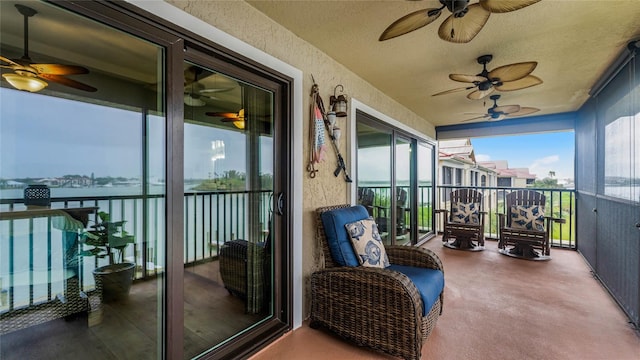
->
left=0, top=260, right=265, bottom=359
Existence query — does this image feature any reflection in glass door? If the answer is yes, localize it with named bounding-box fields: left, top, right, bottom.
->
left=356, top=111, right=436, bottom=246
left=395, top=136, right=412, bottom=245
left=0, top=1, right=165, bottom=358
left=356, top=122, right=392, bottom=245
left=417, top=143, right=434, bottom=237
left=182, top=62, right=274, bottom=358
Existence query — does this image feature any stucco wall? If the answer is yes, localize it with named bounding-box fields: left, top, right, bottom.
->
left=165, top=0, right=436, bottom=318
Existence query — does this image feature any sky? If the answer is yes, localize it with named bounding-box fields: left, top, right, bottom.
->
left=0, top=88, right=272, bottom=180
left=471, top=131, right=575, bottom=180
left=357, top=131, right=575, bottom=183
left=1, top=86, right=574, bottom=182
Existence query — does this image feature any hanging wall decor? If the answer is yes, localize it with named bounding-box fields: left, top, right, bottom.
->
left=307, top=76, right=352, bottom=182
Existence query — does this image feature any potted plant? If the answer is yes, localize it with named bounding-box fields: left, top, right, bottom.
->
left=81, top=211, right=136, bottom=302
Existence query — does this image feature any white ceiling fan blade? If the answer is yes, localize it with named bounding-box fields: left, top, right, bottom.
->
left=200, top=87, right=235, bottom=94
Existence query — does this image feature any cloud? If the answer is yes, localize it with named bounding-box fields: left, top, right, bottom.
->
left=475, top=154, right=491, bottom=162
left=528, top=155, right=560, bottom=178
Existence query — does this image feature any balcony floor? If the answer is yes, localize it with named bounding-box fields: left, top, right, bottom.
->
left=251, top=238, right=640, bottom=360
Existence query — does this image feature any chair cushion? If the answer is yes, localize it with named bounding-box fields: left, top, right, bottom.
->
left=344, top=218, right=390, bottom=268
left=451, top=201, right=479, bottom=224
left=321, top=205, right=370, bottom=267
left=510, top=204, right=545, bottom=231
left=388, top=264, right=444, bottom=316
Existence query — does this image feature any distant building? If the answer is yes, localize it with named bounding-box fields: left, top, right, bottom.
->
left=438, top=139, right=536, bottom=188
left=438, top=139, right=498, bottom=187
left=478, top=160, right=536, bottom=188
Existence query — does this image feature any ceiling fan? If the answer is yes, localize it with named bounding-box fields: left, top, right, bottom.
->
left=206, top=109, right=246, bottom=129
left=183, top=67, right=234, bottom=107
left=462, top=94, right=539, bottom=122
left=432, top=54, right=542, bottom=100
left=0, top=4, right=96, bottom=93
left=379, top=0, right=541, bottom=44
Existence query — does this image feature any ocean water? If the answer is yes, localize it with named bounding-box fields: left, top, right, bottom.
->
left=0, top=185, right=269, bottom=310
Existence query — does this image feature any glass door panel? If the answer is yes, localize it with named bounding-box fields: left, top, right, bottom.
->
left=0, top=1, right=165, bottom=358
left=395, top=137, right=412, bottom=245
left=356, top=122, right=392, bottom=245
left=182, top=62, right=274, bottom=358
left=417, top=143, right=434, bottom=238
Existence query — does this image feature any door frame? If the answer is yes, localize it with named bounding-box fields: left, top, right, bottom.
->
left=51, top=1, right=302, bottom=358
left=350, top=99, right=437, bottom=245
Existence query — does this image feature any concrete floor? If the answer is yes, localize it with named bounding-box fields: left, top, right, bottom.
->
left=251, top=239, right=640, bottom=360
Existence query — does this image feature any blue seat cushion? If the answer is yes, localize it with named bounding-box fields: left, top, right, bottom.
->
left=321, top=205, right=370, bottom=267
left=388, top=264, right=444, bottom=316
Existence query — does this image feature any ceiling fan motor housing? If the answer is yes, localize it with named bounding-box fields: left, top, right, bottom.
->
left=440, top=0, right=470, bottom=16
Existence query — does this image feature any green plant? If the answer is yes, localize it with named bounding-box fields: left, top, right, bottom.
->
left=81, top=211, right=134, bottom=264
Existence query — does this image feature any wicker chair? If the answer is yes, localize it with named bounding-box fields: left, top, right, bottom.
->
left=219, top=239, right=270, bottom=313
left=310, top=204, right=444, bottom=360
left=435, top=188, right=486, bottom=251
left=498, top=190, right=565, bottom=260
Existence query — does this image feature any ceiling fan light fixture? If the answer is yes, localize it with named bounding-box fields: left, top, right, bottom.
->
left=233, top=108, right=246, bottom=129
left=232, top=120, right=245, bottom=129
left=2, top=73, right=47, bottom=92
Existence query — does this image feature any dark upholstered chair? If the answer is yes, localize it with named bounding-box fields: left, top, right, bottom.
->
left=357, top=187, right=375, bottom=216
left=435, top=188, right=486, bottom=251
left=376, top=187, right=409, bottom=236
left=498, top=190, right=565, bottom=260
left=310, top=204, right=444, bottom=360
left=219, top=206, right=271, bottom=315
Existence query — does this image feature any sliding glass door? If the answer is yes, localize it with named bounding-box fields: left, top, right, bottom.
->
left=355, top=111, right=436, bottom=245
left=0, top=1, right=166, bottom=358
left=181, top=60, right=275, bottom=357
left=0, top=1, right=291, bottom=358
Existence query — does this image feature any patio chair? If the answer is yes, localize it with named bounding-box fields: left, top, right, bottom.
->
left=310, top=204, right=444, bottom=360
left=375, top=187, right=409, bottom=236
left=435, top=188, right=486, bottom=251
left=219, top=208, right=272, bottom=314
left=357, top=187, right=375, bottom=216
left=498, top=190, right=565, bottom=260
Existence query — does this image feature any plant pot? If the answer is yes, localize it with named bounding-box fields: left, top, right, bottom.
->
left=93, top=262, right=135, bottom=303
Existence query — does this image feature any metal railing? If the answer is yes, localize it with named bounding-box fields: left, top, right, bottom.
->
left=358, top=185, right=435, bottom=236
left=436, top=185, right=576, bottom=248
left=358, top=185, right=575, bottom=248
left=0, top=190, right=271, bottom=312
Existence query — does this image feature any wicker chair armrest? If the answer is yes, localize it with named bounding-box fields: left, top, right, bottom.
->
left=545, top=216, right=566, bottom=224
left=433, top=209, right=448, bottom=215
left=311, top=266, right=423, bottom=324
left=385, top=245, right=444, bottom=272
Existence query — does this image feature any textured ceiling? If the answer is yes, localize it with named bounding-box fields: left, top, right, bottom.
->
left=247, top=0, right=640, bottom=127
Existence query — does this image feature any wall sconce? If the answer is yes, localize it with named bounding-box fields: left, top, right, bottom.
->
left=327, top=111, right=343, bottom=141
left=330, top=84, right=348, bottom=117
